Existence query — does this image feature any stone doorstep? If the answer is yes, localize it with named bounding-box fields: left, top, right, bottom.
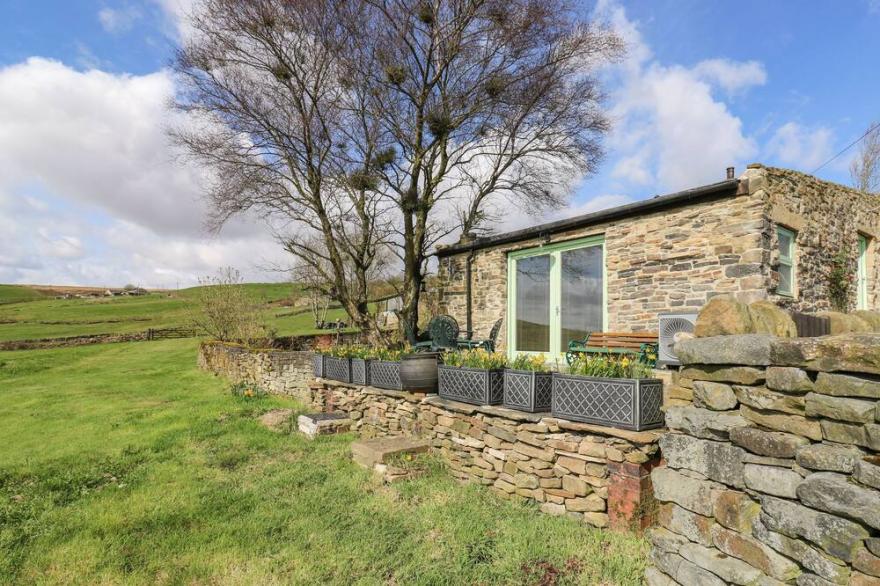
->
left=350, top=436, right=432, bottom=469
left=297, top=412, right=352, bottom=439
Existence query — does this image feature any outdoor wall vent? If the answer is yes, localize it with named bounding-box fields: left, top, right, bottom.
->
left=658, top=312, right=699, bottom=367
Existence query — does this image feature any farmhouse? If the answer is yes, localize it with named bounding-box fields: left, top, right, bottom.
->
left=435, top=164, right=880, bottom=359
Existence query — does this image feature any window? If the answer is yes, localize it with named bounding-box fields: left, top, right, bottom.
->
left=776, top=226, right=796, bottom=297
left=507, top=236, right=605, bottom=359
left=858, top=235, right=870, bottom=310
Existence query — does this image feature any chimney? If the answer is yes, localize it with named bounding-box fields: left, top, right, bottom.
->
left=726, top=166, right=735, bottom=180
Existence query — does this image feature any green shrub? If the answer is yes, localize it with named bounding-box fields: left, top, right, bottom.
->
left=509, top=353, right=550, bottom=372
left=324, top=345, right=410, bottom=361
left=373, top=347, right=407, bottom=361
left=443, top=348, right=507, bottom=369
left=567, top=354, right=653, bottom=379
left=828, top=249, right=854, bottom=312
left=230, top=381, right=267, bottom=399
left=325, top=344, right=371, bottom=359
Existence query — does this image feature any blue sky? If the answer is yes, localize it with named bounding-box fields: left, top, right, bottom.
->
left=0, top=0, right=878, bottom=286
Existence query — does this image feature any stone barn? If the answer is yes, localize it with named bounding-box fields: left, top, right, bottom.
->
left=435, top=164, right=879, bottom=359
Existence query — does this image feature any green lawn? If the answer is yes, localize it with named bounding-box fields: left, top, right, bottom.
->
left=0, top=283, right=350, bottom=342
left=0, top=340, right=647, bottom=584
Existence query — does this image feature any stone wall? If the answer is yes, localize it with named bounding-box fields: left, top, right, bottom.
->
left=646, top=332, right=880, bottom=585
left=308, top=380, right=662, bottom=531
left=437, top=181, right=764, bottom=350
left=760, top=165, right=880, bottom=312
left=198, top=341, right=314, bottom=399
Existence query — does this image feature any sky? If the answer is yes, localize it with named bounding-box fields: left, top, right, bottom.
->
left=0, top=0, right=878, bottom=288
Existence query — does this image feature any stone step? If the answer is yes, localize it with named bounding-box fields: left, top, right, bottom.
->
left=297, top=412, right=351, bottom=439
left=350, top=436, right=431, bottom=469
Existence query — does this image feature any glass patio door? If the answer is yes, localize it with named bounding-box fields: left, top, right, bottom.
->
left=507, top=236, right=605, bottom=360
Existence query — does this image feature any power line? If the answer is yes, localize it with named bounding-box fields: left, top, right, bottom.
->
left=811, top=120, right=880, bottom=174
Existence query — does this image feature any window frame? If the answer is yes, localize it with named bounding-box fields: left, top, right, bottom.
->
left=506, top=235, right=606, bottom=361
left=857, top=234, right=870, bottom=310
left=776, top=226, right=797, bottom=297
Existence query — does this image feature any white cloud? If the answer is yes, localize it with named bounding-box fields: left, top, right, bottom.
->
left=693, top=59, right=767, bottom=96
left=98, top=6, right=142, bottom=34
left=0, top=58, right=203, bottom=237
left=596, top=1, right=763, bottom=191
left=151, top=0, right=195, bottom=40
left=765, top=122, right=834, bottom=171
left=0, top=58, right=287, bottom=287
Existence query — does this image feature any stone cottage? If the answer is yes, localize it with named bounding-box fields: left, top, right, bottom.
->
left=435, top=165, right=879, bottom=358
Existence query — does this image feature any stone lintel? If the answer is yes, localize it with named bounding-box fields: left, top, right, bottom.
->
left=549, top=418, right=664, bottom=445
left=422, top=395, right=545, bottom=422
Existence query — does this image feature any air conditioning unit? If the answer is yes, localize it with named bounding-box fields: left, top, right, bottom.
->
left=658, top=312, right=698, bottom=367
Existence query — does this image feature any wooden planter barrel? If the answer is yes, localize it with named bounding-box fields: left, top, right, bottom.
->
left=400, top=353, right=439, bottom=393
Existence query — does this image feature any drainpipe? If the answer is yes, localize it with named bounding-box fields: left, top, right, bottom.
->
left=465, top=246, right=476, bottom=339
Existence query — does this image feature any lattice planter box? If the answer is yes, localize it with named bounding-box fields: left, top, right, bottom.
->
left=503, top=370, right=553, bottom=413
left=313, top=353, right=325, bottom=378
left=369, top=360, right=402, bottom=390
left=551, top=374, right=664, bottom=431
left=438, top=365, right=504, bottom=405
left=351, top=358, right=370, bottom=385
left=323, top=356, right=352, bottom=383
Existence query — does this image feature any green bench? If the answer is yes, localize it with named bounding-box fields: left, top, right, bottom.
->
left=565, top=331, right=659, bottom=366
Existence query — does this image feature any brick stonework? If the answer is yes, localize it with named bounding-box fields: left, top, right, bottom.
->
left=435, top=165, right=880, bottom=352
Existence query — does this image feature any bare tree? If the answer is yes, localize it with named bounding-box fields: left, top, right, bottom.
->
left=172, top=0, right=622, bottom=341
left=189, top=267, right=268, bottom=344
left=851, top=122, right=880, bottom=194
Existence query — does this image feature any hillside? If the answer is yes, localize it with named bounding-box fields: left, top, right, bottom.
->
left=0, top=285, right=48, bottom=305
left=0, top=283, right=351, bottom=342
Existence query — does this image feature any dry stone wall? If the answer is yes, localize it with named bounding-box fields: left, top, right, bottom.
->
left=647, top=333, right=880, bottom=586
left=198, top=342, right=665, bottom=531
left=198, top=341, right=314, bottom=399
left=309, top=380, right=663, bottom=531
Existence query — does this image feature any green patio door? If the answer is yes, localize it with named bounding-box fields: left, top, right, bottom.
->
left=858, top=235, right=869, bottom=310
left=507, top=236, right=606, bottom=360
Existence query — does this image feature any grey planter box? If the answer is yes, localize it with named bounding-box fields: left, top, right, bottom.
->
left=323, top=356, right=352, bottom=383
left=503, top=370, right=553, bottom=413
left=551, top=374, right=664, bottom=431
left=351, top=358, right=370, bottom=385
left=438, top=365, right=504, bottom=405
left=313, top=353, right=325, bottom=378
left=369, top=360, right=402, bottom=390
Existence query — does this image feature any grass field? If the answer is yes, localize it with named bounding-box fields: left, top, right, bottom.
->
left=0, top=283, right=350, bottom=342
left=0, top=340, right=647, bottom=584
